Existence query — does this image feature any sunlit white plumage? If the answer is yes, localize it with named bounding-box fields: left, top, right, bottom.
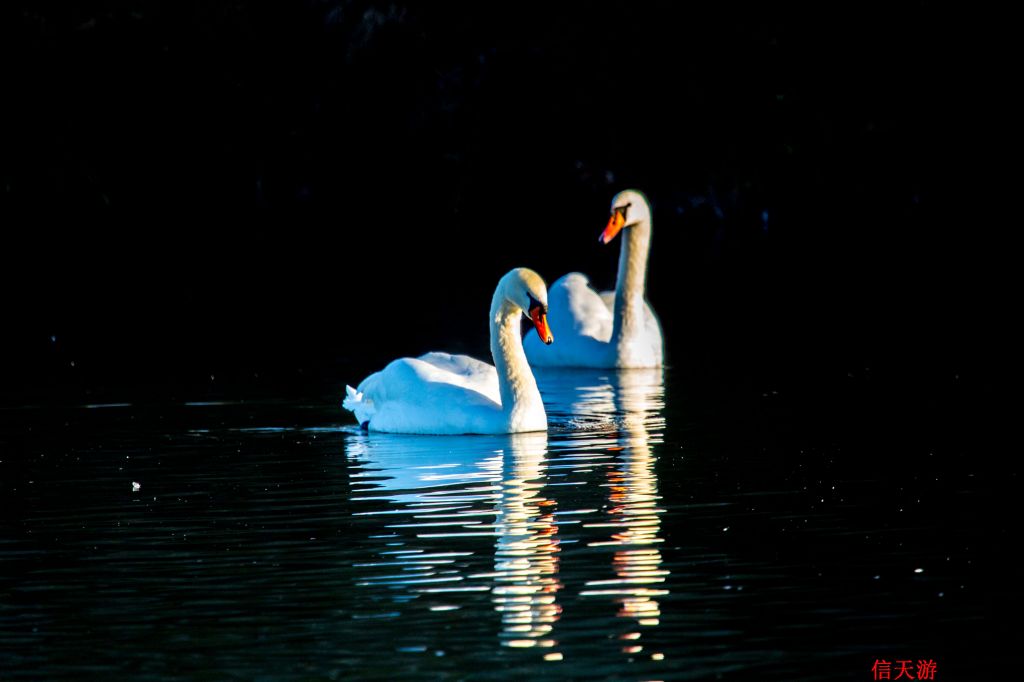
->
left=343, top=268, right=553, bottom=434
left=525, top=189, right=664, bottom=368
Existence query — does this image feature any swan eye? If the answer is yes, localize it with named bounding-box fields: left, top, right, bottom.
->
left=527, top=294, right=547, bottom=316
left=615, top=202, right=632, bottom=222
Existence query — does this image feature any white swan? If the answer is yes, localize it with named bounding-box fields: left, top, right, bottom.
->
left=524, top=189, right=663, bottom=368
left=343, top=268, right=554, bottom=434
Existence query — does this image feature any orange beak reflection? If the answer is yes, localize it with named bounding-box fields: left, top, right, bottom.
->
left=600, top=209, right=626, bottom=244
left=530, top=307, right=553, bottom=345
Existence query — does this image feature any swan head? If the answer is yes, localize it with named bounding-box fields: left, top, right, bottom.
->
left=501, top=267, right=553, bottom=345
left=599, top=189, right=651, bottom=244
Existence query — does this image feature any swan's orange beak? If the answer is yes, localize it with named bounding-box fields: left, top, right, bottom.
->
left=600, top=209, right=626, bottom=244
left=530, top=306, right=553, bottom=345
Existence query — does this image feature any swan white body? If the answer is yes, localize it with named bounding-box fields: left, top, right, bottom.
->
left=525, top=189, right=664, bottom=368
left=343, top=268, right=552, bottom=434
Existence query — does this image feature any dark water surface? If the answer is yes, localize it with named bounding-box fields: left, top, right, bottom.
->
left=0, top=368, right=995, bottom=680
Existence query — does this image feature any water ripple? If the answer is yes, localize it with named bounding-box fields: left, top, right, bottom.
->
left=0, top=368, right=988, bottom=679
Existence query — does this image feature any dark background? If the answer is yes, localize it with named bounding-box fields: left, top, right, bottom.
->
left=1, top=4, right=1016, bottom=675
left=0, top=1, right=1007, bottom=404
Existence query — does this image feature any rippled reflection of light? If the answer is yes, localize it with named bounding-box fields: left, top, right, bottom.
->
left=491, top=432, right=562, bottom=649
left=578, top=370, right=669, bottom=642
left=345, top=369, right=667, bottom=660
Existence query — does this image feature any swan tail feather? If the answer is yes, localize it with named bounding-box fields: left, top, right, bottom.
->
left=342, top=384, right=375, bottom=426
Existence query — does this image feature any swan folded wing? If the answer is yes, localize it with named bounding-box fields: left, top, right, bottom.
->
left=355, top=355, right=505, bottom=433
left=359, top=355, right=498, bottom=404
left=555, top=273, right=614, bottom=341
left=524, top=273, right=614, bottom=367
left=415, top=352, right=501, bottom=401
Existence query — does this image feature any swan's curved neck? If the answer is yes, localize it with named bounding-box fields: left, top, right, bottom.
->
left=612, top=218, right=652, bottom=344
left=490, top=292, right=543, bottom=424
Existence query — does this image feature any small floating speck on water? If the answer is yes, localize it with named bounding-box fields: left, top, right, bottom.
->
left=914, top=568, right=924, bottom=574
left=544, top=652, right=563, bottom=661
left=651, top=653, right=665, bottom=661
left=132, top=482, right=141, bottom=492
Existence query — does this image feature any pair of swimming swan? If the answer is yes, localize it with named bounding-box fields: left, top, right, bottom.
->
left=343, top=189, right=663, bottom=434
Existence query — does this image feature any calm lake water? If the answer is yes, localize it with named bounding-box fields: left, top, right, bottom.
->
left=0, top=367, right=994, bottom=680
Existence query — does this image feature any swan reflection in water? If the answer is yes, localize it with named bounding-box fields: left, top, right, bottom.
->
left=344, top=430, right=561, bottom=649
left=345, top=368, right=666, bottom=657
left=539, top=367, right=668, bottom=657
left=489, top=431, right=562, bottom=650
